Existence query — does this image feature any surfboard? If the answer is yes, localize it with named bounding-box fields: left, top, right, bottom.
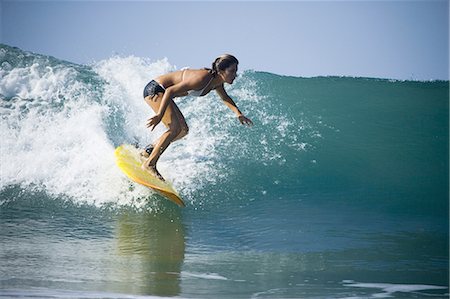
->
left=114, top=144, right=185, bottom=207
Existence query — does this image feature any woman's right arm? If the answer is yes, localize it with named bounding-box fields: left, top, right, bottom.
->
left=146, top=87, right=172, bottom=130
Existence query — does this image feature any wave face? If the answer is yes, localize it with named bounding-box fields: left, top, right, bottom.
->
left=0, top=44, right=448, bottom=214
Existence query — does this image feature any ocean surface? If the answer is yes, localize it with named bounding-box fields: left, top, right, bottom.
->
left=0, top=44, right=448, bottom=298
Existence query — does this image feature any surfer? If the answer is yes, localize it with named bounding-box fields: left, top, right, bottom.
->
left=141, top=54, right=253, bottom=181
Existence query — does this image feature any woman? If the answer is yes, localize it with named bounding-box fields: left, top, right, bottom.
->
left=142, top=54, right=253, bottom=180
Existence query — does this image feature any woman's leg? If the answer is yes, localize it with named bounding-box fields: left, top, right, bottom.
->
left=142, top=94, right=189, bottom=179
left=168, top=100, right=189, bottom=142
left=141, top=97, right=189, bottom=158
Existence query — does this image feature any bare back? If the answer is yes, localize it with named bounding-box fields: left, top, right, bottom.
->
left=156, top=69, right=217, bottom=97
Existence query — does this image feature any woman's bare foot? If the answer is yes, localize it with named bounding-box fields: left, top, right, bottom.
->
left=140, top=144, right=154, bottom=159
left=140, top=150, right=150, bottom=159
left=141, top=163, right=165, bottom=181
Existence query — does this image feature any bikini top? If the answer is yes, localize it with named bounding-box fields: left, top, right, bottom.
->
left=183, top=69, right=214, bottom=97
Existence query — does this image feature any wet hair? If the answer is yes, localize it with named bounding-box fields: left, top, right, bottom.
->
left=208, top=54, right=239, bottom=76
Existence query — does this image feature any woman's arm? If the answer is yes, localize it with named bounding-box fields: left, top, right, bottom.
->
left=146, top=71, right=212, bottom=130
left=146, top=86, right=175, bottom=130
left=215, top=85, right=253, bottom=126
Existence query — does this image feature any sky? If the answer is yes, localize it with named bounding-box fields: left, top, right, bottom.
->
left=1, top=0, right=449, bottom=80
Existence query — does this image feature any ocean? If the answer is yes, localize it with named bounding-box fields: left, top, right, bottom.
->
left=0, top=44, right=448, bottom=298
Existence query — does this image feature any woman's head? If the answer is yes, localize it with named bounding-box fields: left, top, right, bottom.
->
left=212, top=54, right=239, bottom=72
left=212, top=54, right=239, bottom=83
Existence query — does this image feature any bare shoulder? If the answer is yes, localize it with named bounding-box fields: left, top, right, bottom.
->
left=184, top=68, right=211, bottom=84
left=156, top=70, right=184, bottom=86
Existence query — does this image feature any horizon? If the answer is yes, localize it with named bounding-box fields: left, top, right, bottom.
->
left=1, top=1, right=449, bottom=81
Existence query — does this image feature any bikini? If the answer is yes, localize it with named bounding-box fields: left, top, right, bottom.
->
left=143, top=69, right=213, bottom=99
left=143, top=80, right=165, bottom=98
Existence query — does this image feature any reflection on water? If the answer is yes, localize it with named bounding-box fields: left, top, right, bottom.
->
left=115, top=207, right=185, bottom=297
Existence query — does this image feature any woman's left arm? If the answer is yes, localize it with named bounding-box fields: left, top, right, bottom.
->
left=215, top=85, right=253, bottom=126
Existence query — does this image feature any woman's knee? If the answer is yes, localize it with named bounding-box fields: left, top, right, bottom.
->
left=171, top=124, right=188, bottom=141
left=180, top=124, right=189, bottom=137
left=168, top=126, right=182, bottom=139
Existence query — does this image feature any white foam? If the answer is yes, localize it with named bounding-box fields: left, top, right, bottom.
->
left=343, top=280, right=448, bottom=298
left=0, top=81, right=123, bottom=206
left=182, top=271, right=228, bottom=280
left=0, top=55, right=153, bottom=208
left=0, top=61, right=74, bottom=101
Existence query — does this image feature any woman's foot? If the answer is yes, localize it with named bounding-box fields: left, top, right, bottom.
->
left=140, top=144, right=154, bottom=159
left=141, top=163, right=165, bottom=181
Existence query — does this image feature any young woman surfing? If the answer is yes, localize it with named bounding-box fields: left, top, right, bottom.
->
left=142, top=54, right=253, bottom=180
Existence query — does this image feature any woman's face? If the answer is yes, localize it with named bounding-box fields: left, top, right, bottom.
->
left=221, top=63, right=238, bottom=84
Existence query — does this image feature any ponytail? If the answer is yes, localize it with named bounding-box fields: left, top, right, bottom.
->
left=211, top=57, right=220, bottom=75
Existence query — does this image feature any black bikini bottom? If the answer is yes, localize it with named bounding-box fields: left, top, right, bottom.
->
left=143, top=80, right=165, bottom=98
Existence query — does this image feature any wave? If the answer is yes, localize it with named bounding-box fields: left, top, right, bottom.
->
left=1, top=44, right=448, bottom=213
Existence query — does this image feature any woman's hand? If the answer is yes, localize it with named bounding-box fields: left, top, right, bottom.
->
left=147, top=114, right=163, bottom=131
left=238, top=115, right=253, bottom=126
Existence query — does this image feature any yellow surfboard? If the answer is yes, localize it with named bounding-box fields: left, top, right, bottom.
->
left=114, top=144, right=185, bottom=207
